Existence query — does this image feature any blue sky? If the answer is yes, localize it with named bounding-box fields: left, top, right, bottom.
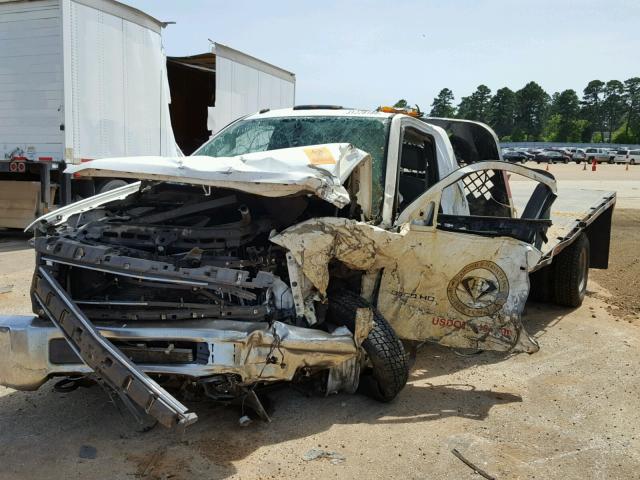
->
left=127, top=0, right=638, bottom=110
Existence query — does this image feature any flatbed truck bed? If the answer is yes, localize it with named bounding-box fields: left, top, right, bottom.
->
left=510, top=182, right=615, bottom=271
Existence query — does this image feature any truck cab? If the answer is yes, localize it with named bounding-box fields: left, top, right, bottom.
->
left=194, top=107, right=515, bottom=226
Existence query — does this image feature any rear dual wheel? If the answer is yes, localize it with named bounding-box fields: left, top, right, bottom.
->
left=529, top=233, right=590, bottom=308
left=553, top=234, right=590, bottom=307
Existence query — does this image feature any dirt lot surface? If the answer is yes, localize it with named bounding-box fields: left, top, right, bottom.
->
left=590, top=208, right=640, bottom=322
left=0, top=167, right=638, bottom=479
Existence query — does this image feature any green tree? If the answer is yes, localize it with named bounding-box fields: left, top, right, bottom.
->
left=515, top=81, right=550, bottom=141
left=623, top=77, right=640, bottom=141
left=429, top=88, right=456, bottom=117
left=543, top=113, right=562, bottom=141
left=551, top=89, right=581, bottom=141
left=612, top=122, right=636, bottom=144
left=489, top=87, right=516, bottom=138
left=602, top=80, right=625, bottom=141
left=393, top=99, right=408, bottom=108
left=581, top=80, right=605, bottom=142
left=510, top=127, right=525, bottom=142
left=456, top=85, right=492, bottom=122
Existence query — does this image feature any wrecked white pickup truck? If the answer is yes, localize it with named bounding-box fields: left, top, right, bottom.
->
left=0, top=107, right=615, bottom=429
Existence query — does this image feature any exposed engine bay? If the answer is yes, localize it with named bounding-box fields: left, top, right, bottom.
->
left=35, top=181, right=360, bottom=325
left=25, top=175, right=404, bottom=429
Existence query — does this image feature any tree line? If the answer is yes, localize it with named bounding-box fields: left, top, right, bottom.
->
left=410, top=78, right=640, bottom=143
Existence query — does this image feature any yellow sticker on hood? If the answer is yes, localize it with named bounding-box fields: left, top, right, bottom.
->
left=304, top=146, right=336, bottom=165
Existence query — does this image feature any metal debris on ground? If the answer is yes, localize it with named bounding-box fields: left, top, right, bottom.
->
left=238, top=415, right=252, bottom=427
left=78, top=445, right=97, bottom=459
left=451, top=448, right=496, bottom=480
left=303, top=448, right=346, bottom=465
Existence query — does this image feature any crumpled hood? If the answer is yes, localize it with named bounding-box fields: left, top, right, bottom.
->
left=67, top=143, right=370, bottom=209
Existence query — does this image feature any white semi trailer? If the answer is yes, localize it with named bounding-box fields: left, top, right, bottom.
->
left=0, top=0, right=295, bottom=228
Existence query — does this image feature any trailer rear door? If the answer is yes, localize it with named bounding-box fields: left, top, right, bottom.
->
left=0, top=0, right=64, bottom=162
left=62, top=0, right=178, bottom=162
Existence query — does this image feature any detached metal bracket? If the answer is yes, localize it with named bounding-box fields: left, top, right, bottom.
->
left=32, top=266, right=198, bottom=429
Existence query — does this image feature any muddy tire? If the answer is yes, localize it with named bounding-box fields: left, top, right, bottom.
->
left=553, top=234, right=590, bottom=307
left=97, top=179, right=127, bottom=194
left=327, top=290, right=409, bottom=402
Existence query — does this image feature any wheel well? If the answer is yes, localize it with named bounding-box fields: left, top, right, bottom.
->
left=327, top=260, right=364, bottom=295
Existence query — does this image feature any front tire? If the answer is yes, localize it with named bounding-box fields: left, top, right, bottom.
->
left=553, top=234, right=590, bottom=307
left=97, top=179, right=128, bottom=194
left=327, top=290, right=409, bottom=402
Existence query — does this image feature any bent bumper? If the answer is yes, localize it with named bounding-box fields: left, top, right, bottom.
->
left=0, top=315, right=358, bottom=391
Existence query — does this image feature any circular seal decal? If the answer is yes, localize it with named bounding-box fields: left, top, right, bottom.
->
left=447, top=260, right=509, bottom=317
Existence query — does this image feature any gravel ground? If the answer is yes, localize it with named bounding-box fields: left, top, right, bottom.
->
left=0, top=167, right=638, bottom=479
left=590, top=209, right=640, bottom=323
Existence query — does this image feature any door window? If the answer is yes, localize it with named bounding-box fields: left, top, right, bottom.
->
left=397, top=127, right=438, bottom=212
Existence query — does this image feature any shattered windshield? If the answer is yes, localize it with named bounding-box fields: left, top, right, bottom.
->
left=196, top=116, right=391, bottom=217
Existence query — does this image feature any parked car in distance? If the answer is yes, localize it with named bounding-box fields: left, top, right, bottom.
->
left=503, top=151, right=528, bottom=163
left=585, top=147, right=615, bottom=164
left=570, top=148, right=587, bottom=163
left=614, top=149, right=630, bottom=164
left=535, top=150, right=570, bottom=163
left=628, top=150, right=640, bottom=165
left=552, top=148, right=572, bottom=157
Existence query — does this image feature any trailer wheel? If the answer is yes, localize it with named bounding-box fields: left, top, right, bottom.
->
left=553, top=234, right=590, bottom=307
left=327, top=290, right=409, bottom=402
left=97, top=179, right=127, bottom=194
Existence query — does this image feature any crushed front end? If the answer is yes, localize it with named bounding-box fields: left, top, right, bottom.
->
left=1, top=176, right=371, bottom=427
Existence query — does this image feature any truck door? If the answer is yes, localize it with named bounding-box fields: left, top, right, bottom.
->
left=376, top=162, right=557, bottom=353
